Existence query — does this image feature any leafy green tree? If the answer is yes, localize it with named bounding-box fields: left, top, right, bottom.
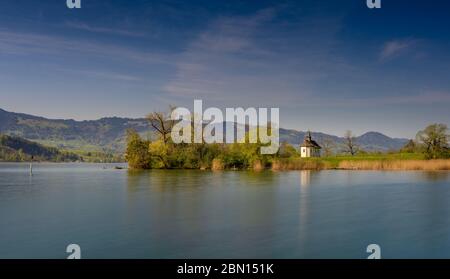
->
left=149, top=139, right=170, bottom=168
left=401, top=140, right=417, bottom=153
left=125, top=129, right=152, bottom=169
left=416, top=124, right=449, bottom=159
left=277, top=141, right=297, bottom=158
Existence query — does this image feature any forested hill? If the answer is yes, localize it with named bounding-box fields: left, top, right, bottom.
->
left=0, top=134, right=80, bottom=162
left=0, top=107, right=150, bottom=152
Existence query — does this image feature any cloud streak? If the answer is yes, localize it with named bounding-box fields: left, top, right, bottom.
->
left=163, top=8, right=347, bottom=106
left=379, top=39, right=418, bottom=61
left=295, top=91, right=450, bottom=108
left=65, top=21, right=147, bottom=38
left=0, top=29, right=171, bottom=65
left=60, top=69, right=143, bottom=82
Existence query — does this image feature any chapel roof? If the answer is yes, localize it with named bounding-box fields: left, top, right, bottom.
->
left=301, top=131, right=321, bottom=149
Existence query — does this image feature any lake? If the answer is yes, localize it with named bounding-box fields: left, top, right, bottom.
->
left=0, top=163, right=450, bottom=259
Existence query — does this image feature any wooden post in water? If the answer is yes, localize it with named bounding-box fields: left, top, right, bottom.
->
left=30, top=155, right=34, bottom=176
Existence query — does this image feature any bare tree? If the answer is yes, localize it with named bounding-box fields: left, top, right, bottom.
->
left=344, top=130, right=358, bottom=156
left=322, top=138, right=335, bottom=157
left=146, top=106, right=176, bottom=144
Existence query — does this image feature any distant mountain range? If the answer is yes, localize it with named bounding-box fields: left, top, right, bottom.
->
left=0, top=108, right=409, bottom=153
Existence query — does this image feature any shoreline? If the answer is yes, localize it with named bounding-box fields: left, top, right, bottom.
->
left=270, top=159, right=450, bottom=171
left=125, top=159, right=450, bottom=171
left=2, top=160, right=450, bottom=171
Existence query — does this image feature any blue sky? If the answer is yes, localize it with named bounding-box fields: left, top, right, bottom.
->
left=0, top=0, right=449, bottom=138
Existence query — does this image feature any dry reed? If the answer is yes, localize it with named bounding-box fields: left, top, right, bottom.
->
left=211, top=158, right=225, bottom=171
left=271, top=159, right=333, bottom=171
left=252, top=160, right=264, bottom=171
left=338, top=160, right=450, bottom=171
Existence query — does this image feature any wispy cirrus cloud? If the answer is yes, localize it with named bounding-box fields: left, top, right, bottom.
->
left=383, top=91, right=450, bottom=105
left=298, top=91, right=450, bottom=107
left=379, top=39, right=418, bottom=61
left=163, top=8, right=347, bottom=106
left=60, top=68, right=143, bottom=82
left=0, top=29, right=171, bottom=64
left=65, top=21, right=147, bottom=38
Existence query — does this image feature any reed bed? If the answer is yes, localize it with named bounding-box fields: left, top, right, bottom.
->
left=211, top=159, right=225, bottom=171
left=338, top=160, right=450, bottom=171
left=252, top=160, right=264, bottom=171
left=210, top=157, right=450, bottom=171
left=271, top=158, right=333, bottom=171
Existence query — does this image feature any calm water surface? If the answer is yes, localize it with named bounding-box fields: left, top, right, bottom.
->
left=0, top=163, right=450, bottom=258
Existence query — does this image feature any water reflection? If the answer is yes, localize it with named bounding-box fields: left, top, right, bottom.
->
left=298, top=170, right=311, bottom=250
left=126, top=169, right=280, bottom=192
left=299, top=170, right=320, bottom=190
left=125, top=169, right=284, bottom=257
left=415, top=171, right=450, bottom=182
left=300, top=170, right=311, bottom=187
